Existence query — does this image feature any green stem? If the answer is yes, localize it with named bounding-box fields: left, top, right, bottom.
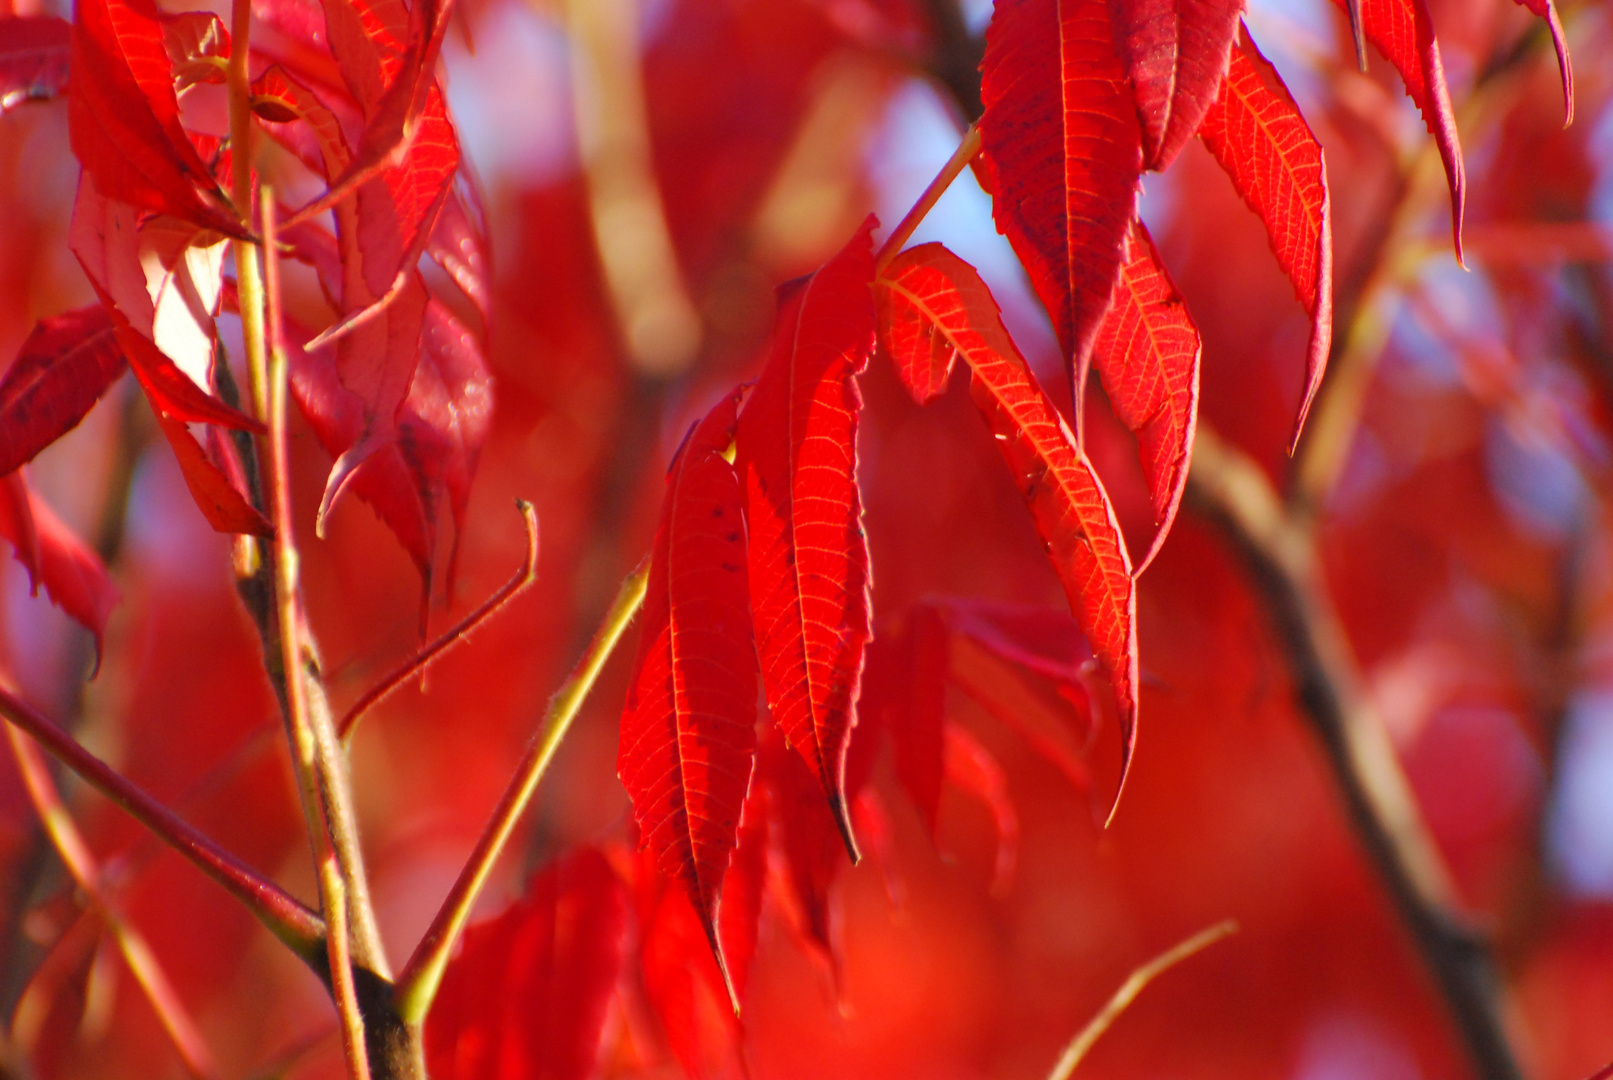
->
left=392, top=562, right=650, bottom=1025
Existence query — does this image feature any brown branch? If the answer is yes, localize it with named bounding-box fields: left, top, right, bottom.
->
left=1186, top=425, right=1524, bottom=1080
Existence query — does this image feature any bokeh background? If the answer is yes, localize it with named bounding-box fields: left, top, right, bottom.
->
left=3, top=0, right=1613, bottom=1076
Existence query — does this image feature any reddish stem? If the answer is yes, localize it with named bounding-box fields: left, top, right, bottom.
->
left=339, top=501, right=540, bottom=742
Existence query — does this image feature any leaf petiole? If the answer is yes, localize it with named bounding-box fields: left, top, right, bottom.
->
left=392, top=560, right=650, bottom=1026
left=875, top=122, right=980, bottom=272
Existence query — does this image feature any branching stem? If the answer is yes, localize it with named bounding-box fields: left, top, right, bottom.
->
left=393, top=561, right=650, bottom=1025
left=0, top=684, right=326, bottom=959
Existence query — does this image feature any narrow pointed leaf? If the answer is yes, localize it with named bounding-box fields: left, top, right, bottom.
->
left=736, top=220, right=877, bottom=859
left=620, top=388, right=758, bottom=984
left=1198, top=28, right=1332, bottom=445
left=1106, top=0, right=1242, bottom=169
left=1509, top=0, right=1572, bottom=125
left=151, top=411, right=274, bottom=536
left=1331, top=0, right=1464, bottom=258
left=0, top=473, right=118, bottom=659
left=1091, top=219, right=1201, bottom=573
left=0, top=306, right=127, bottom=478
left=874, top=241, right=1137, bottom=816
left=68, top=0, right=243, bottom=236
left=424, top=849, right=627, bottom=1080
left=0, top=16, right=71, bottom=116
left=977, top=0, right=1144, bottom=396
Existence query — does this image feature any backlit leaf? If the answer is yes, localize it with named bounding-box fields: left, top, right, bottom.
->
left=875, top=241, right=1138, bottom=812
left=977, top=0, right=1143, bottom=398
left=619, top=388, right=757, bottom=992
left=425, top=849, right=626, bottom=1080
left=0, top=472, right=118, bottom=661
left=1091, top=219, right=1201, bottom=573
left=0, top=306, right=126, bottom=479
left=68, top=0, right=243, bottom=236
left=150, top=410, right=274, bottom=537
left=736, top=219, right=877, bottom=859
left=1106, top=0, right=1242, bottom=169
left=1198, top=27, right=1331, bottom=446
left=1330, top=0, right=1464, bottom=258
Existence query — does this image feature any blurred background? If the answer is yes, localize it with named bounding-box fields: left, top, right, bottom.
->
left=3, top=0, right=1613, bottom=1076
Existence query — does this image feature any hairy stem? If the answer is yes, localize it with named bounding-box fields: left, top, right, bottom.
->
left=1187, top=425, right=1524, bottom=1080
left=0, top=684, right=325, bottom=959
left=393, top=561, right=650, bottom=1025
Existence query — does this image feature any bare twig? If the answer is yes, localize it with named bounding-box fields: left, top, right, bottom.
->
left=340, top=502, right=540, bottom=742
left=4, top=726, right=220, bottom=1079
left=0, top=684, right=326, bottom=959
left=1046, top=921, right=1237, bottom=1080
left=393, top=561, right=650, bottom=1024
left=1187, top=425, right=1524, bottom=1080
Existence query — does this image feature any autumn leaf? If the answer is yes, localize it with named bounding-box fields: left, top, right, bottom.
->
left=1105, top=0, right=1243, bottom=170
left=977, top=0, right=1143, bottom=401
left=1509, top=0, right=1572, bottom=126
left=424, top=849, right=626, bottom=1080
left=1197, top=27, right=1331, bottom=447
left=0, top=15, right=71, bottom=116
left=1331, top=0, right=1464, bottom=258
left=942, top=720, right=1018, bottom=897
left=0, top=305, right=127, bottom=479
left=1091, top=218, right=1201, bottom=573
left=874, top=241, right=1138, bottom=818
left=150, top=410, right=274, bottom=537
left=67, top=0, right=243, bottom=236
left=0, top=472, right=118, bottom=661
left=619, top=388, right=758, bottom=997
left=736, top=219, right=877, bottom=860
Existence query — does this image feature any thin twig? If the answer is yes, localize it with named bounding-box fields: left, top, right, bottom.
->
left=1187, top=425, right=1523, bottom=1080
left=1046, top=921, right=1237, bottom=1080
left=0, top=684, right=325, bottom=959
left=393, top=561, right=650, bottom=1024
left=339, top=502, right=541, bottom=742
left=874, top=123, right=981, bottom=272
left=4, top=727, right=220, bottom=1079
left=320, top=859, right=373, bottom=1080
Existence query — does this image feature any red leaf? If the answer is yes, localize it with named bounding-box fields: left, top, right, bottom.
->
left=252, top=64, right=353, bottom=182
left=977, top=0, right=1143, bottom=396
left=0, top=15, right=71, bottom=116
left=160, top=11, right=229, bottom=92
left=68, top=0, right=243, bottom=236
left=760, top=728, right=843, bottom=972
left=638, top=860, right=745, bottom=1080
left=0, top=472, right=118, bottom=662
left=151, top=411, right=274, bottom=537
left=1105, top=0, right=1242, bottom=169
left=284, top=293, right=487, bottom=612
left=428, top=177, right=492, bottom=326
left=1091, top=219, right=1201, bottom=573
left=619, top=388, right=757, bottom=995
left=425, top=849, right=627, bottom=1080
left=874, top=241, right=1138, bottom=814
left=736, top=220, right=877, bottom=860
left=1331, top=0, right=1464, bottom=259
left=0, top=306, right=126, bottom=478
left=1509, top=0, right=1572, bottom=126
left=69, top=177, right=262, bottom=433
left=1197, top=28, right=1332, bottom=446
left=942, top=721, right=1018, bottom=897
